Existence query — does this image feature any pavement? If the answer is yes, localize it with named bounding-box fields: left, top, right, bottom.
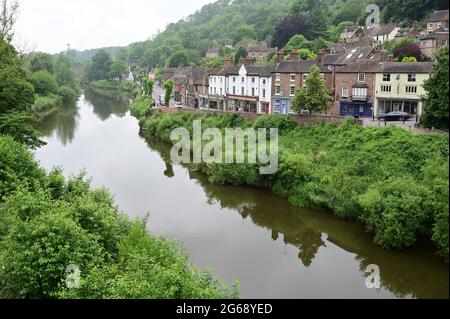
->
left=362, top=117, right=420, bottom=130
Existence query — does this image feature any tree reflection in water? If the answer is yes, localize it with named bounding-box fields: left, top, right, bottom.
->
left=142, top=134, right=449, bottom=299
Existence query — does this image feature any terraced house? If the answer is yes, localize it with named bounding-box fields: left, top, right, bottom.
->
left=185, top=67, right=218, bottom=109
left=373, top=62, right=435, bottom=118
left=333, top=60, right=380, bottom=117
left=272, top=51, right=332, bottom=115
left=208, top=59, right=275, bottom=114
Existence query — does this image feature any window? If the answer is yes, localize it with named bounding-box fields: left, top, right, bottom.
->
left=251, top=88, right=255, bottom=96
left=438, top=22, right=442, bottom=29
left=408, top=74, right=416, bottom=82
left=275, top=73, right=281, bottom=81
left=232, top=86, right=236, bottom=95
left=290, top=85, right=295, bottom=96
left=428, top=23, right=433, bottom=31
left=262, top=89, right=266, bottom=98
left=302, top=74, right=308, bottom=81
left=342, top=87, right=349, bottom=98
left=214, top=87, right=217, bottom=94
left=290, top=74, right=296, bottom=82
left=220, top=88, right=223, bottom=95
left=358, top=73, right=366, bottom=82
left=252, top=77, right=256, bottom=83
left=262, top=79, right=266, bottom=85
left=241, top=77, right=245, bottom=83
left=233, top=77, right=236, bottom=82
left=275, top=85, right=281, bottom=95
left=383, top=74, right=391, bottom=82
left=241, top=87, right=245, bottom=95
left=405, top=86, right=417, bottom=93
left=352, top=87, right=368, bottom=100
left=381, top=85, right=391, bottom=93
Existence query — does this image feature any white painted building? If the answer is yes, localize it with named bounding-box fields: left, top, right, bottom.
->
left=208, top=64, right=275, bottom=114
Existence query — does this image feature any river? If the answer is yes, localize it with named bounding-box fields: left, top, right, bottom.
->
left=33, top=90, right=449, bottom=299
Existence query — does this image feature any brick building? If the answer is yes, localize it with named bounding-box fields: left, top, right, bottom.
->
left=272, top=51, right=332, bottom=115
left=333, top=60, right=380, bottom=117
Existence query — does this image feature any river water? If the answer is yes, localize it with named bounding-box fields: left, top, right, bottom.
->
left=33, top=91, right=449, bottom=299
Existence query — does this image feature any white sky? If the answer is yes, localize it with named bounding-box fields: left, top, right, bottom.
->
left=14, top=0, right=215, bottom=53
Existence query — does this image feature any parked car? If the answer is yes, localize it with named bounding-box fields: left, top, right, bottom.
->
left=378, top=112, right=413, bottom=121
left=175, top=102, right=183, bottom=109
left=300, top=110, right=311, bottom=115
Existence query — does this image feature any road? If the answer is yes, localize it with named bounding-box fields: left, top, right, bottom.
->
left=152, top=84, right=175, bottom=108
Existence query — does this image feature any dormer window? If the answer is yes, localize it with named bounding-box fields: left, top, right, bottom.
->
left=383, top=74, right=391, bottom=82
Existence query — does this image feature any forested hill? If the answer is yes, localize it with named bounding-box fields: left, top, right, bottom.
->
left=125, top=0, right=294, bottom=67
left=68, top=0, right=448, bottom=70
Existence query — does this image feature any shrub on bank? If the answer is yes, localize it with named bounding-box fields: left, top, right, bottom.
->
left=0, top=136, right=238, bottom=299
left=139, top=111, right=449, bottom=260
left=57, top=85, right=77, bottom=104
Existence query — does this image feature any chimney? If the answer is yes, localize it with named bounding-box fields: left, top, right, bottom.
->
left=276, top=50, right=285, bottom=63
left=317, top=49, right=325, bottom=65
left=224, top=56, right=232, bottom=66
left=239, top=57, right=254, bottom=65
left=289, top=49, right=299, bottom=61
left=379, top=50, right=389, bottom=62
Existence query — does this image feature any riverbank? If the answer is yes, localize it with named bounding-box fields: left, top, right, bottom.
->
left=135, top=110, right=449, bottom=260
left=87, top=80, right=139, bottom=101
left=0, top=135, right=239, bottom=299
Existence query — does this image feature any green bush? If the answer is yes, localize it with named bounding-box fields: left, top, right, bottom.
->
left=359, top=177, right=434, bottom=249
left=0, top=136, right=45, bottom=199
left=33, top=93, right=62, bottom=112
left=137, top=111, right=449, bottom=258
left=0, top=135, right=238, bottom=299
left=29, top=71, right=59, bottom=95
left=130, top=95, right=152, bottom=120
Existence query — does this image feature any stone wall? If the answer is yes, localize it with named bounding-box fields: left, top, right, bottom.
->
left=158, top=107, right=362, bottom=125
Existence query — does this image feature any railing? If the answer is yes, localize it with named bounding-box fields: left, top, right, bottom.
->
left=352, top=95, right=369, bottom=101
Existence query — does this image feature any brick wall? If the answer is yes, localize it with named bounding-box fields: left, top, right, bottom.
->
left=157, top=107, right=362, bottom=126
left=332, top=73, right=376, bottom=115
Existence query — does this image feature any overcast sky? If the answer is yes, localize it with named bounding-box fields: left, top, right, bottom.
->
left=14, top=0, right=215, bottom=53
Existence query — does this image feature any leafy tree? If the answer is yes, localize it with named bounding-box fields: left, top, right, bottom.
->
left=205, top=57, right=223, bottom=68
left=231, top=25, right=257, bottom=44
left=0, top=37, right=34, bottom=115
left=271, top=13, right=309, bottom=48
left=234, top=47, right=247, bottom=64
left=57, top=85, right=77, bottom=104
left=143, top=78, right=154, bottom=97
left=394, top=44, right=422, bottom=62
left=292, top=65, right=331, bottom=113
left=54, top=54, right=77, bottom=91
left=377, top=0, right=449, bottom=23
left=164, top=80, right=174, bottom=107
left=0, top=112, right=46, bottom=150
left=29, top=71, right=58, bottom=95
left=290, top=0, right=316, bottom=14
left=299, top=48, right=311, bottom=60
left=109, top=58, right=127, bottom=81
left=307, top=0, right=330, bottom=40
left=28, top=52, right=54, bottom=73
left=421, top=46, right=449, bottom=129
left=168, top=50, right=189, bottom=67
left=87, top=49, right=112, bottom=81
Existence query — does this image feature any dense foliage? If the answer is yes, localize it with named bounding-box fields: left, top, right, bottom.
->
left=292, top=65, right=332, bottom=113
left=139, top=111, right=449, bottom=260
left=0, top=136, right=239, bottom=299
